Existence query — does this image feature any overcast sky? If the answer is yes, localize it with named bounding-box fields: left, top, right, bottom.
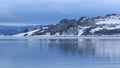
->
left=0, top=0, right=120, bottom=25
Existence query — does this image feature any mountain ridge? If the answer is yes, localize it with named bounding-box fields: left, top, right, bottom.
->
left=7, top=13, right=120, bottom=36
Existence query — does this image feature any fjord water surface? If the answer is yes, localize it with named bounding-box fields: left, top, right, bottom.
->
left=0, top=38, right=120, bottom=68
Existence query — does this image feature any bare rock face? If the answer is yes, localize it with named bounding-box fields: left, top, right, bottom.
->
left=32, top=19, right=78, bottom=35
left=78, top=16, right=95, bottom=26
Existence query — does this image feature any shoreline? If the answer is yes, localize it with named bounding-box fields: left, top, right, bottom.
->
left=0, top=36, right=120, bottom=39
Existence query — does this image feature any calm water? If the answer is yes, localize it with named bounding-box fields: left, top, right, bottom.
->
left=0, top=39, right=120, bottom=68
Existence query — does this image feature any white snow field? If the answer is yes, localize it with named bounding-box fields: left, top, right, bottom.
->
left=96, top=20, right=120, bottom=25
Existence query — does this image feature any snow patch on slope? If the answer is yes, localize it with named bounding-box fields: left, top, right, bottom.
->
left=90, top=27, right=103, bottom=33
left=96, top=20, right=120, bottom=25
left=78, top=30, right=84, bottom=36
left=13, top=29, right=40, bottom=36
left=90, top=25, right=120, bottom=33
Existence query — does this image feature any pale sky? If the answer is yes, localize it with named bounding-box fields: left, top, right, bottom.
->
left=0, top=0, right=120, bottom=25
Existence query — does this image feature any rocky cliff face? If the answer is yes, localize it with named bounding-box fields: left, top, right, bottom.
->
left=14, top=14, right=120, bottom=36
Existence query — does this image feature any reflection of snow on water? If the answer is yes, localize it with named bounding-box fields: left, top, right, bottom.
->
left=95, top=40, right=120, bottom=59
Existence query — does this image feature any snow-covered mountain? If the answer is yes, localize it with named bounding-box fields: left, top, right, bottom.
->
left=13, top=14, right=120, bottom=36
left=0, top=25, right=41, bottom=35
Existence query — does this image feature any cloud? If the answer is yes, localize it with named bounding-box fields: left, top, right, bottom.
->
left=0, top=0, right=97, bottom=14
left=0, top=0, right=120, bottom=24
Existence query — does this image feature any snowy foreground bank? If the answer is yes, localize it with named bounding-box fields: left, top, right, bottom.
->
left=0, top=36, right=120, bottom=39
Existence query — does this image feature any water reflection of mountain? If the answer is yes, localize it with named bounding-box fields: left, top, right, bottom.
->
left=48, top=39, right=120, bottom=59
left=27, top=39, right=120, bottom=59
left=57, top=39, right=95, bottom=56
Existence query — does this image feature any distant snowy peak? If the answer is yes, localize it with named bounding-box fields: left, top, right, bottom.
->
left=0, top=25, right=41, bottom=35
